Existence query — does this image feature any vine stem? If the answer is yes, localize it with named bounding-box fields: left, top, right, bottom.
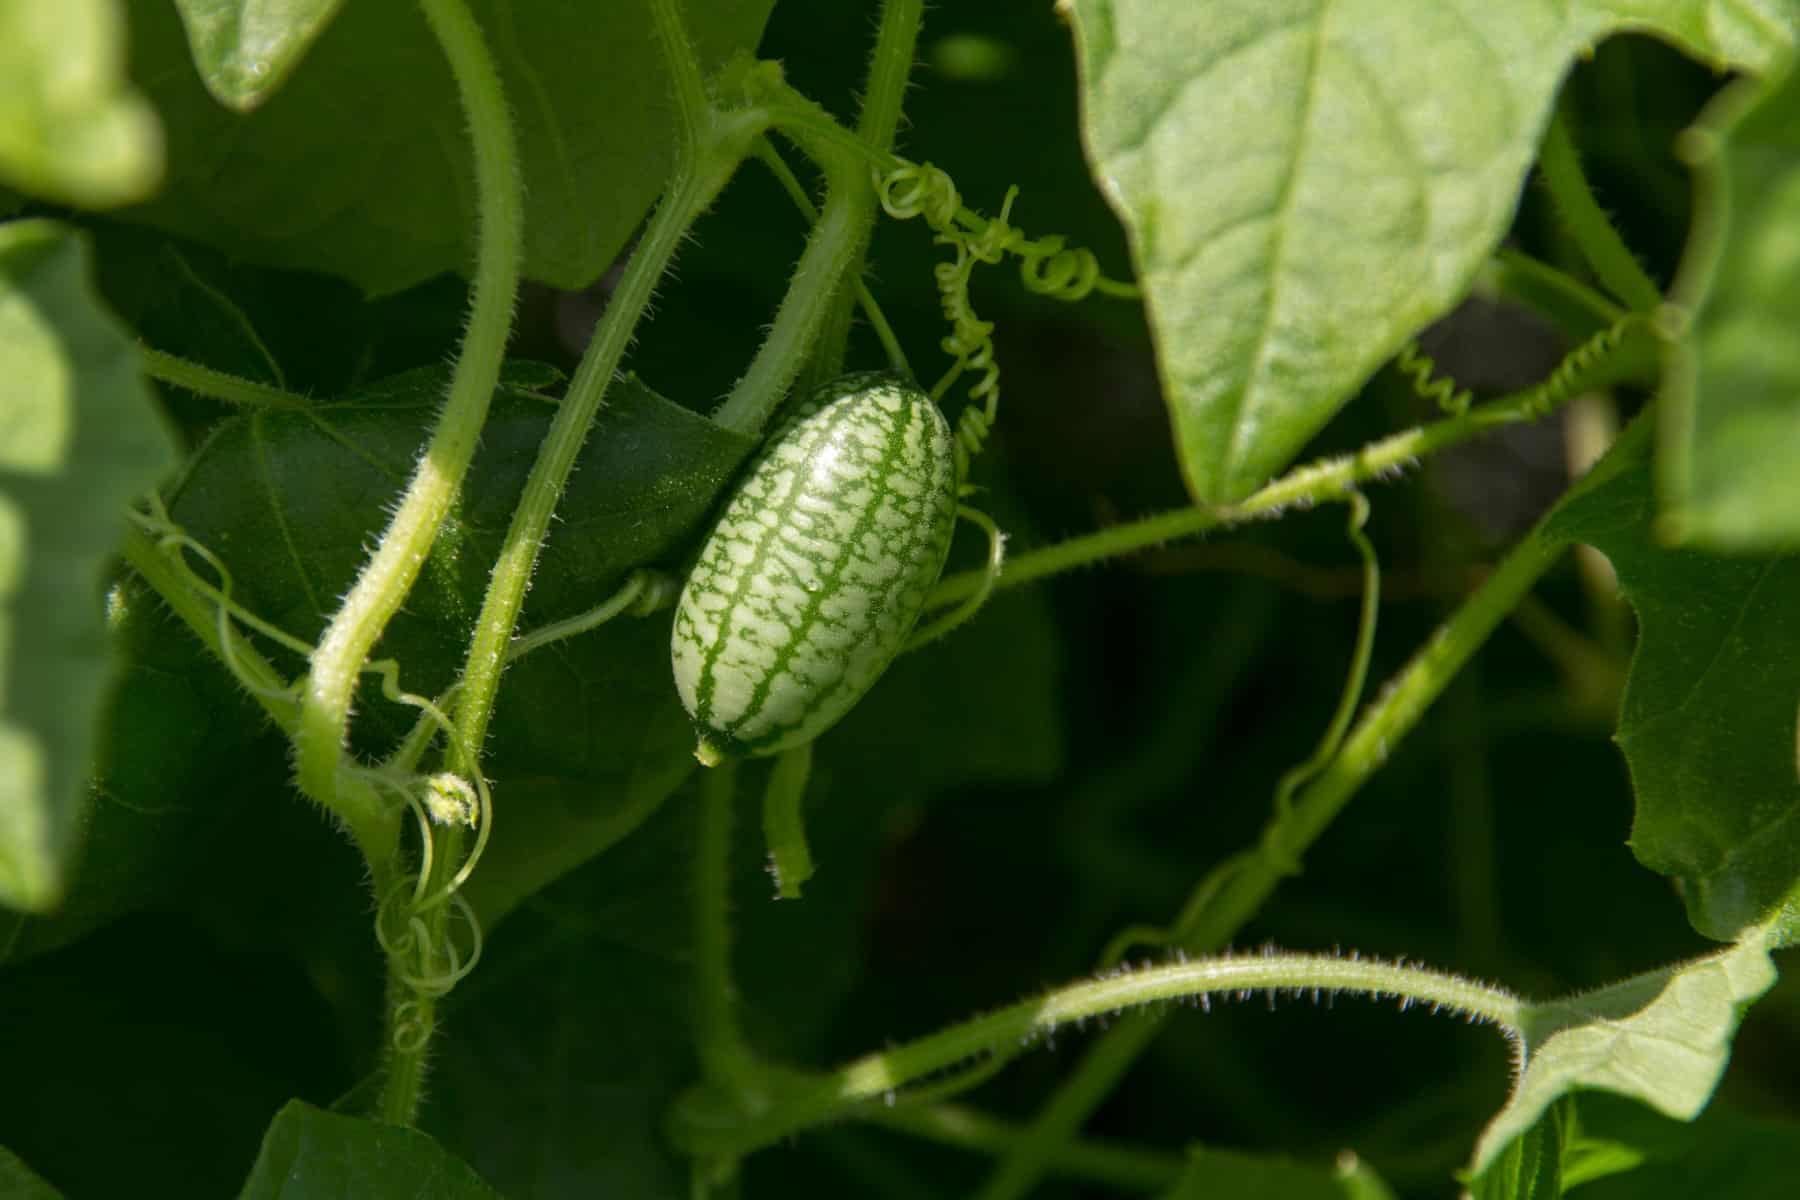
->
left=673, top=949, right=1522, bottom=1158
left=295, top=0, right=523, bottom=821
left=364, top=0, right=523, bottom=1127
left=927, top=351, right=1632, bottom=609
left=968, top=417, right=1653, bottom=1200
left=1539, top=112, right=1663, bottom=312
left=139, top=347, right=308, bottom=409
left=799, top=0, right=923, bottom=393
left=378, top=0, right=751, bottom=1127
left=712, top=94, right=867, bottom=434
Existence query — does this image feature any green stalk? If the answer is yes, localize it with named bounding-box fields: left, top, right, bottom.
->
left=296, top=0, right=523, bottom=819
left=928, top=334, right=1643, bottom=608
left=967, top=422, right=1648, bottom=1200
left=362, top=0, right=522, bottom=1127
left=1539, top=112, right=1662, bottom=312
left=800, top=0, right=924, bottom=392
left=139, top=347, right=307, bottom=409
left=673, top=951, right=1523, bottom=1158
left=379, top=0, right=750, bottom=1126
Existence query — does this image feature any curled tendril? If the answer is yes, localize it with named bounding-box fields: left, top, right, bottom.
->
left=875, top=160, right=1127, bottom=480
left=126, top=501, right=495, bottom=1017
left=1395, top=340, right=1474, bottom=415
left=1516, top=315, right=1638, bottom=416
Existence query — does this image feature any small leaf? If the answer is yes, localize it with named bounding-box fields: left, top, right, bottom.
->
left=120, top=0, right=775, bottom=294
left=0, top=0, right=164, bottom=207
left=171, top=0, right=346, bottom=112
left=0, top=1147, right=61, bottom=1199
left=0, top=220, right=176, bottom=911
left=1547, top=450, right=1800, bottom=940
left=1064, top=0, right=1793, bottom=501
left=1469, top=1101, right=1570, bottom=1200
left=1469, top=931, right=1779, bottom=1175
left=1661, top=61, right=1800, bottom=548
left=1158, top=1145, right=1395, bottom=1200
left=239, top=1101, right=499, bottom=1200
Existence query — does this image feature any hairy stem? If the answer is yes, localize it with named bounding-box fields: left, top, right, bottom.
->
left=379, top=0, right=749, bottom=1127
left=713, top=102, right=867, bottom=434
left=801, top=0, right=924, bottom=391
left=695, top=763, right=762, bottom=1093
left=362, top=0, right=523, bottom=1127
left=1539, top=112, right=1662, bottom=312
left=139, top=347, right=308, bottom=409
left=296, top=0, right=523, bottom=820
left=675, top=950, right=1522, bottom=1157
left=969, top=421, right=1650, bottom=1200
left=928, top=335, right=1643, bottom=608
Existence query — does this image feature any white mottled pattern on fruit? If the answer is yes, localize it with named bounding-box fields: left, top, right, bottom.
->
left=671, top=375, right=957, bottom=756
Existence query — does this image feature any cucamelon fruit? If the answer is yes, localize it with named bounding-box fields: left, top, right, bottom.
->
left=671, top=372, right=958, bottom=765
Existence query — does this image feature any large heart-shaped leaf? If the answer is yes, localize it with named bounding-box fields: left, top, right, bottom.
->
left=122, top=0, right=774, bottom=293
left=1064, top=0, right=1793, bottom=502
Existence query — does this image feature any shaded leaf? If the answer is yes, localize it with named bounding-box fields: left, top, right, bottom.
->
left=0, top=0, right=163, bottom=207
left=1064, top=0, right=1792, bottom=501
left=1469, top=1100, right=1569, bottom=1200
left=1571, top=1094, right=1800, bottom=1199
left=1547, top=450, right=1800, bottom=939
left=0, top=1147, right=61, bottom=1199
left=122, top=0, right=774, bottom=294
left=239, top=1100, right=500, bottom=1200
left=0, top=915, right=350, bottom=1198
left=1159, top=1145, right=1395, bottom=1200
left=1470, top=931, right=1778, bottom=1174
left=0, top=220, right=175, bottom=911
left=171, top=0, right=346, bottom=112
left=1661, top=60, right=1800, bottom=548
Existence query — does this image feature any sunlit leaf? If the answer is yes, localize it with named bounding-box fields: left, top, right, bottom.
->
left=1470, top=930, right=1778, bottom=1174
left=0, top=0, right=163, bottom=207
left=0, top=220, right=175, bottom=911
left=171, top=0, right=346, bottom=112
left=1064, top=0, right=1792, bottom=501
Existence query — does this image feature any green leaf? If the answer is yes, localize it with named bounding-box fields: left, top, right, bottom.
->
left=0, top=220, right=176, bottom=912
left=1469, top=930, right=1779, bottom=1175
left=1469, top=1101, right=1569, bottom=1200
left=0, top=1147, right=61, bottom=1200
left=239, top=1101, right=500, bottom=1200
left=1661, top=61, right=1800, bottom=548
left=121, top=0, right=774, bottom=294
left=1547, top=450, right=1800, bottom=940
left=1064, top=0, right=1793, bottom=502
left=0, top=0, right=163, bottom=208
left=171, top=0, right=346, bottom=112
left=1158, top=1145, right=1395, bottom=1200
left=1571, top=1095, right=1800, bottom=1199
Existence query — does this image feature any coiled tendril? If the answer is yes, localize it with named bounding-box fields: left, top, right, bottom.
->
left=1393, top=313, right=1640, bottom=421
left=1395, top=341, right=1474, bottom=415
left=876, top=160, right=1131, bottom=483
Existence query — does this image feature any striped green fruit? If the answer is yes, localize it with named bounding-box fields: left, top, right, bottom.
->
left=672, top=372, right=958, bottom=765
